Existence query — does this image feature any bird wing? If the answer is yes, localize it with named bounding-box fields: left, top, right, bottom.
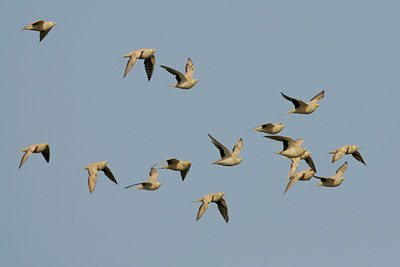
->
left=41, top=145, right=50, bottom=163
left=22, top=19, right=44, bottom=30
left=124, top=182, right=151, bottom=189
left=309, top=90, right=325, bottom=103
left=148, top=167, right=159, bottom=183
left=231, top=138, right=243, bottom=157
left=180, top=166, right=191, bottom=181
left=304, top=156, right=316, bottom=172
left=289, top=157, right=300, bottom=178
left=335, top=161, right=348, bottom=176
left=196, top=197, right=211, bottom=221
left=284, top=173, right=304, bottom=194
left=264, top=135, right=294, bottom=151
left=102, top=166, right=118, bottom=184
left=281, top=92, right=306, bottom=108
left=185, top=58, right=195, bottom=79
left=332, top=150, right=345, bottom=163
left=123, top=53, right=140, bottom=78
left=160, top=65, right=186, bottom=83
left=313, top=175, right=333, bottom=183
left=216, top=198, right=229, bottom=223
left=144, top=55, right=155, bottom=81
left=39, top=30, right=51, bottom=42
left=87, top=167, right=98, bottom=194
left=19, top=150, right=33, bottom=169
left=352, top=151, right=366, bottom=165
left=208, top=134, right=231, bottom=159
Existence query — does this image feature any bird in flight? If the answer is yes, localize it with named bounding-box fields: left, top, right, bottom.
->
left=82, top=161, right=118, bottom=194
left=121, top=48, right=156, bottom=80
left=21, top=20, right=56, bottom=42
left=18, top=143, right=50, bottom=169
left=281, top=90, right=325, bottom=114
left=161, top=58, right=198, bottom=89
left=208, top=134, right=243, bottom=166
left=193, top=192, right=229, bottom=223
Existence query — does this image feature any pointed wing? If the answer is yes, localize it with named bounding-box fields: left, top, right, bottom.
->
left=102, top=166, right=118, bottom=184
left=264, top=135, right=294, bottom=150
left=19, top=150, right=33, bottom=169
left=304, top=156, right=316, bottom=172
left=123, top=53, right=140, bottom=78
left=148, top=167, right=159, bottom=183
left=180, top=167, right=190, bottom=181
left=88, top=167, right=98, bottom=194
left=289, top=157, right=300, bottom=178
left=196, top=198, right=211, bottom=221
left=39, top=30, right=50, bottom=42
left=160, top=65, right=186, bottom=83
left=335, top=161, right=348, bottom=176
left=22, top=19, right=44, bottom=30
left=352, top=151, right=366, bottom=165
left=310, top=90, right=325, bottom=103
left=208, top=134, right=231, bottom=159
left=313, top=176, right=333, bottom=183
left=281, top=92, right=306, bottom=108
left=284, top=173, right=304, bottom=194
left=144, top=55, right=155, bottom=81
left=185, top=58, right=194, bottom=79
left=231, top=138, right=243, bottom=157
left=216, top=198, right=229, bottom=223
left=124, top=182, right=149, bottom=189
left=332, top=150, right=345, bottom=163
left=41, top=145, right=50, bottom=163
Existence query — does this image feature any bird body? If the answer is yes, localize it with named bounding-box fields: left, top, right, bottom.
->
left=22, top=20, right=56, bottom=42
left=265, top=135, right=306, bottom=158
left=283, top=168, right=316, bottom=194
left=314, top=161, right=347, bottom=187
left=329, top=145, right=366, bottom=165
left=193, top=192, right=228, bottom=223
left=124, top=168, right=162, bottom=191
left=82, top=161, right=117, bottom=194
left=161, top=58, right=198, bottom=89
left=153, top=158, right=191, bottom=181
left=121, top=48, right=156, bottom=80
left=253, top=122, right=285, bottom=134
left=281, top=91, right=324, bottom=114
left=18, top=143, right=50, bottom=168
left=208, top=134, right=243, bottom=166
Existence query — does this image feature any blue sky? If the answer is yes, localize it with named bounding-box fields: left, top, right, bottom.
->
left=1, top=0, right=400, bottom=266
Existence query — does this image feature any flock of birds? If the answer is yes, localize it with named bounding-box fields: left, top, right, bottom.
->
left=19, top=19, right=366, bottom=223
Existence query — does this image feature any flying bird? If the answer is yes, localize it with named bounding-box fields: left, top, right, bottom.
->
left=153, top=158, right=191, bottom=181
left=208, top=134, right=243, bottom=166
left=328, top=145, right=366, bottom=165
left=193, top=192, right=229, bottom=223
left=21, top=19, right=56, bottom=42
left=314, top=161, right=348, bottom=187
left=288, top=150, right=316, bottom=178
left=281, top=90, right=325, bottom=114
left=18, top=143, right=50, bottom=169
left=124, top=167, right=162, bottom=191
left=253, top=122, right=285, bottom=134
left=161, top=58, right=198, bottom=89
left=264, top=135, right=306, bottom=158
left=121, top=49, right=156, bottom=80
left=283, top=168, right=316, bottom=194
left=82, top=161, right=117, bottom=194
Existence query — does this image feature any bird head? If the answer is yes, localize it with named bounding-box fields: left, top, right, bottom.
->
left=238, top=158, right=244, bottom=164
left=185, top=161, right=192, bottom=167
left=151, top=49, right=156, bottom=54
left=314, top=103, right=320, bottom=108
left=193, top=79, right=199, bottom=84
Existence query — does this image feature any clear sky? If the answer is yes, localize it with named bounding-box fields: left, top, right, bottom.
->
left=1, top=0, right=400, bottom=266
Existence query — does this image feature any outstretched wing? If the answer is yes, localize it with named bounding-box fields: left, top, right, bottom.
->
left=19, top=151, right=33, bottom=169
left=185, top=58, right=195, bottom=79
left=310, top=90, right=325, bottom=103
left=123, top=53, right=140, bottom=78
left=289, top=157, right=300, bottom=178
left=335, top=161, right=348, bottom=176
left=284, top=173, right=304, bottom=194
left=102, top=166, right=118, bottom=184
left=264, top=135, right=294, bottom=151
left=332, top=150, right=345, bottom=163
left=208, top=134, right=231, bottom=159
left=41, top=145, right=50, bottom=163
left=160, top=65, right=186, bottom=83
left=87, top=167, right=98, bottom=194
left=21, top=19, right=44, bottom=30
left=281, top=92, right=306, bottom=108
left=352, top=151, right=366, bottom=165
left=231, top=138, right=243, bottom=157
left=196, top=199, right=211, bottom=221
left=144, top=55, right=155, bottom=81
left=304, top=156, right=316, bottom=172
left=148, top=167, right=159, bottom=183
left=216, top=198, right=229, bottom=223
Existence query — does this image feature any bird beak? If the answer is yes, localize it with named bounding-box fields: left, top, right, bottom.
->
left=314, top=103, right=320, bottom=108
